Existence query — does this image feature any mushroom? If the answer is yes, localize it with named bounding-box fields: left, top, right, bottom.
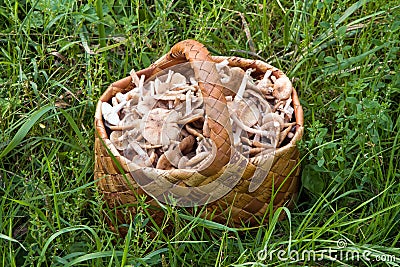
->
left=142, top=108, right=180, bottom=146
left=156, top=154, right=175, bottom=170
left=262, top=113, right=284, bottom=126
left=230, top=112, right=273, bottom=138
left=228, top=98, right=260, bottom=128
left=132, top=149, right=157, bottom=167
left=130, top=69, right=140, bottom=87
left=233, top=125, right=243, bottom=146
left=218, top=66, right=251, bottom=97
left=237, top=99, right=260, bottom=128
left=240, top=136, right=253, bottom=146
left=126, top=88, right=140, bottom=103
left=177, top=109, right=204, bottom=125
left=174, top=92, right=203, bottom=115
left=185, top=152, right=209, bottom=167
left=244, top=147, right=275, bottom=157
left=215, top=59, right=230, bottom=73
left=185, top=124, right=204, bottom=138
left=256, top=70, right=273, bottom=89
left=185, top=91, right=191, bottom=116
left=138, top=75, right=145, bottom=99
left=278, top=124, right=296, bottom=146
left=272, top=76, right=293, bottom=100
left=170, top=72, right=187, bottom=86
left=108, top=112, right=142, bottom=131
left=245, top=89, right=272, bottom=114
left=165, top=70, right=174, bottom=83
left=115, top=92, right=126, bottom=103
left=149, top=81, right=155, bottom=96
left=109, top=130, right=129, bottom=150
left=282, top=97, right=294, bottom=122
left=179, top=135, right=196, bottom=155
left=189, top=77, right=198, bottom=86
left=259, top=116, right=283, bottom=148
left=163, top=143, right=182, bottom=167
left=112, top=97, right=119, bottom=107
left=156, top=134, right=195, bottom=170
left=102, top=100, right=126, bottom=126
left=137, top=95, right=157, bottom=115
left=192, top=139, right=217, bottom=170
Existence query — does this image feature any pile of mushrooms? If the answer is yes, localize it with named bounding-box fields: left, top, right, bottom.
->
left=102, top=60, right=296, bottom=170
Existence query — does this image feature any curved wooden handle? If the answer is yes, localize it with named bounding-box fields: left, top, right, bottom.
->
left=149, top=40, right=233, bottom=175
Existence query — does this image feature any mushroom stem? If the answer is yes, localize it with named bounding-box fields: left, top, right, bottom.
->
left=130, top=142, right=148, bottom=158
left=165, top=70, right=174, bottom=83
left=154, top=78, right=160, bottom=95
left=233, top=127, right=243, bottom=146
left=241, top=136, right=252, bottom=146
left=112, top=97, right=118, bottom=107
left=108, top=123, right=138, bottom=131
left=234, top=68, right=253, bottom=103
left=253, top=140, right=274, bottom=148
left=231, top=112, right=275, bottom=137
left=130, top=69, right=140, bottom=87
left=189, top=77, right=198, bottom=86
left=185, top=91, right=191, bottom=116
left=186, top=152, right=209, bottom=166
left=149, top=81, right=155, bottom=96
left=185, top=124, right=204, bottom=138
left=139, top=75, right=145, bottom=99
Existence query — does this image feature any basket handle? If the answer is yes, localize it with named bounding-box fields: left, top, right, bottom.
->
left=148, top=40, right=233, bottom=176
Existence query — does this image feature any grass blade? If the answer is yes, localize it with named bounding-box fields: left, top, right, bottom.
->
left=0, top=105, right=53, bottom=159
left=0, top=233, right=26, bottom=251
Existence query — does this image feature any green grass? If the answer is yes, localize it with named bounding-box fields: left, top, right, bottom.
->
left=1, top=0, right=399, bottom=266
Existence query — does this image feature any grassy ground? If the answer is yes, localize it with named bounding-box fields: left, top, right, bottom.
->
left=0, top=0, right=399, bottom=266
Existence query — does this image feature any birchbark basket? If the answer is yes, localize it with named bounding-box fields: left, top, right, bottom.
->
left=94, top=55, right=304, bottom=235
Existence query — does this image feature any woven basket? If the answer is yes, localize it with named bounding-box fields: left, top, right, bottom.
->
left=94, top=46, right=304, bottom=234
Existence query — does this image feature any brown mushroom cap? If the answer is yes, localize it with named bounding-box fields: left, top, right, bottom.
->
left=272, top=76, right=293, bottom=100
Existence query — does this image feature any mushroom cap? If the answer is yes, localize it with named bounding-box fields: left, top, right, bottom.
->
left=177, top=108, right=204, bottom=125
left=106, top=112, right=120, bottom=126
left=110, top=130, right=128, bottom=150
left=257, top=72, right=273, bottom=89
left=262, top=113, right=284, bottom=129
left=156, top=82, right=170, bottom=95
left=238, top=99, right=260, bottom=128
left=102, top=102, right=113, bottom=115
left=137, top=95, right=157, bottom=115
left=123, top=143, right=138, bottom=161
left=272, top=76, right=292, bottom=100
left=142, top=108, right=180, bottom=146
left=156, top=154, right=175, bottom=170
left=170, top=72, right=187, bottom=85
